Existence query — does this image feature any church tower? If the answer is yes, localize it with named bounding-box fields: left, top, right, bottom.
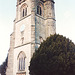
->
left=6, top=0, right=56, bottom=75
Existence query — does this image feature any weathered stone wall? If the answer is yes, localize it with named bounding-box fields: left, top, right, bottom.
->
left=13, top=44, right=31, bottom=75
left=31, top=0, right=36, bottom=56
left=44, top=1, right=56, bottom=38
left=6, top=33, right=14, bottom=75
left=35, top=15, right=45, bottom=43
left=6, top=0, right=56, bottom=75
left=16, top=0, right=31, bottom=21
left=14, top=16, right=31, bottom=47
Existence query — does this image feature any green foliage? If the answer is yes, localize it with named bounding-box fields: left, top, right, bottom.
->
left=0, top=55, right=8, bottom=75
left=0, top=65, right=1, bottom=73
left=29, top=34, right=75, bottom=75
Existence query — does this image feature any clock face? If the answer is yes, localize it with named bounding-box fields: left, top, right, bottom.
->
left=20, top=24, right=25, bottom=32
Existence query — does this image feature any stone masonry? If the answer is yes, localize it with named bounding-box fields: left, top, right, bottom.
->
left=6, top=0, right=56, bottom=75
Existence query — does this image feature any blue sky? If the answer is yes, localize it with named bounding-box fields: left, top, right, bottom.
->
left=0, top=0, right=75, bottom=65
left=55, top=0, right=75, bottom=42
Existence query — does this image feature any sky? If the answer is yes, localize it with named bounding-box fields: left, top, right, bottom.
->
left=0, top=0, right=75, bottom=65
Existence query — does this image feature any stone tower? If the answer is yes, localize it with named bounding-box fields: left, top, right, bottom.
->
left=6, top=0, right=56, bottom=75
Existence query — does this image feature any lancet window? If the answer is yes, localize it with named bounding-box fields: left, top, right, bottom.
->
left=20, top=3, right=27, bottom=18
left=37, top=3, right=43, bottom=16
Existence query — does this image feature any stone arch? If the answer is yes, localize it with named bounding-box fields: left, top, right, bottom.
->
left=20, top=3, right=28, bottom=18
left=17, top=51, right=26, bottom=71
left=37, top=2, right=44, bottom=16
left=17, top=51, right=26, bottom=59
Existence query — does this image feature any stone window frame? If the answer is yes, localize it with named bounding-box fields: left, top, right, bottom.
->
left=17, top=51, right=26, bottom=71
left=20, top=3, right=28, bottom=18
left=37, top=2, right=44, bottom=17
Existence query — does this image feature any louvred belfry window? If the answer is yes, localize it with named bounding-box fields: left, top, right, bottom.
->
left=37, top=3, right=43, bottom=16
left=20, top=3, right=28, bottom=18
left=37, top=6, right=42, bottom=16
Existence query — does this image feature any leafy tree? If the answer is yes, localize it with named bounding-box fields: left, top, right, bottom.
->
left=0, top=55, right=8, bottom=75
left=29, top=34, right=75, bottom=75
left=0, top=65, right=1, bottom=73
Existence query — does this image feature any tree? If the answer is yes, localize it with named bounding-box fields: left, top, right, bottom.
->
left=0, top=55, right=8, bottom=75
left=29, top=34, right=75, bottom=75
left=0, top=65, right=1, bottom=73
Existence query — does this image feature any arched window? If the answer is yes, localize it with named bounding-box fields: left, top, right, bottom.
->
left=37, top=3, right=43, bottom=16
left=23, top=9, right=25, bottom=17
left=18, top=51, right=26, bottom=71
left=37, top=6, right=42, bottom=15
left=20, top=3, right=28, bottom=18
left=25, top=8, right=27, bottom=16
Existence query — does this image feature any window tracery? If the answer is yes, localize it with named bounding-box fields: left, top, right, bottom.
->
left=17, top=51, right=26, bottom=71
